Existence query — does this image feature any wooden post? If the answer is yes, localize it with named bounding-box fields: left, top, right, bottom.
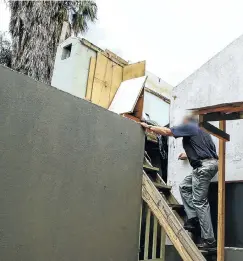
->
left=217, top=120, right=226, bottom=261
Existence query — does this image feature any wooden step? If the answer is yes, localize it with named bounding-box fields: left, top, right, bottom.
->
left=169, top=203, right=184, bottom=211
left=143, top=165, right=159, bottom=173
left=153, top=182, right=171, bottom=192
left=201, top=248, right=217, bottom=257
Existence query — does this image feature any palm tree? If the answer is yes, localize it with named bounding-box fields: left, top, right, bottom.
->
left=9, top=1, right=97, bottom=84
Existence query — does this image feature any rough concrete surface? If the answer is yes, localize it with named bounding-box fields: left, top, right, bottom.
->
left=168, top=34, right=243, bottom=201
left=225, top=248, right=243, bottom=261
left=0, top=65, right=145, bottom=261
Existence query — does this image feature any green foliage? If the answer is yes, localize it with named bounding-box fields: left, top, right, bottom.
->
left=0, top=31, right=12, bottom=67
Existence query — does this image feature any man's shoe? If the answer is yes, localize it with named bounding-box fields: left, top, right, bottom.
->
left=183, top=217, right=199, bottom=231
left=197, top=239, right=217, bottom=250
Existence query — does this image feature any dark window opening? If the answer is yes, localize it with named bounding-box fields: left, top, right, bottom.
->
left=62, top=44, right=72, bottom=60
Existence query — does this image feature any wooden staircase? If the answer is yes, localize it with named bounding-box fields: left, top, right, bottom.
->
left=140, top=156, right=207, bottom=261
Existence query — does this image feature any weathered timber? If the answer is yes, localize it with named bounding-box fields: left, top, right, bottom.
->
left=142, top=173, right=206, bottom=261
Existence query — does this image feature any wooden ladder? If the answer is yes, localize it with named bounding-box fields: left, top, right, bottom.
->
left=141, top=157, right=207, bottom=261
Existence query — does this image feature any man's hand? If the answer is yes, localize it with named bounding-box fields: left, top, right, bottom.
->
left=178, top=152, right=187, bottom=160
left=140, top=122, right=173, bottom=136
left=140, top=122, right=151, bottom=129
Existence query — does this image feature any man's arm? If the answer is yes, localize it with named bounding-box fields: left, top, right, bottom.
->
left=140, top=122, right=173, bottom=136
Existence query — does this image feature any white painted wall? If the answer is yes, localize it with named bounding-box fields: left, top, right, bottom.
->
left=168, top=34, right=243, bottom=202
left=51, top=37, right=96, bottom=99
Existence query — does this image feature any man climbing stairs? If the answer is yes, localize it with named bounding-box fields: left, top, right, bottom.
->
left=141, top=156, right=217, bottom=261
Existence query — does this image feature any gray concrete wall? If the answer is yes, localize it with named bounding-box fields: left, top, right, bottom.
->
left=164, top=246, right=243, bottom=261
left=225, top=248, right=243, bottom=261
left=168, top=34, right=243, bottom=201
left=0, top=65, right=144, bottom=261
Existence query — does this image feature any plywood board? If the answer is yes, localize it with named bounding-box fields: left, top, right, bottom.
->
left=123, top=61, right=146, bottom=81
left=109, top=76, right=147, bottom=114
left=95, top=57, right=113, bottom=108
left=91, top=53, right=108, bottom=106
left=85, top=57, right=96, bottom=101
left=90, top=53, right=123, bottom=109
left=109, top=63, right=123, bottom=106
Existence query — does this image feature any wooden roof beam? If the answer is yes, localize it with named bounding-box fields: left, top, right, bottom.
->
left=190, top=102, right=243, bottom=115
left=199, top=121, right=230, bottom=141
left=202, top=111, right=243, bottom=122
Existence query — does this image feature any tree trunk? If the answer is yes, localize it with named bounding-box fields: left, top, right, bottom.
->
left=9, top=1, right=70, bottom=84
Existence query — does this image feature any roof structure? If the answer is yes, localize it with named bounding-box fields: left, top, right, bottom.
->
left=190, top=101, right=243, bottom=142
left=190, top=101, right=243, bottom=261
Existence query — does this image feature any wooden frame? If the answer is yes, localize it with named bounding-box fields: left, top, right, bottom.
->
left=190, top=101, right=243, bottom=261
left=199, top=121, right=230, bottom=141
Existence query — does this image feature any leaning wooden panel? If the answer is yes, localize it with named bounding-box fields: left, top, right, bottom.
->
left=85, top=57, right=96, bottom=101
left=123, top=61, right=146, bottom=81
left=97, top=58, right=114, bottom=108
left=91, top=53, right=123, bottom=108
left=109, top=62, right=123, bottom=106
left=91, top=53, right=110, bottom=108
left=142, top=173, right=206, bottom=261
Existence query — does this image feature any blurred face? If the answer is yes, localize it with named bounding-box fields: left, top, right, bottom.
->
left=183, top=116, right=190, bottom=124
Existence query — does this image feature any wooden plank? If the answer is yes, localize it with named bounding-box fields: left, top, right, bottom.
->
left=85, top=57, right=96, bottom=101
left=217, top=121, right=226, bottom=261
left=144, top=206, right=151, bottom=260
left=122, top=113, right=140, bottom=122
left=153, top=182, right=172, bottom=192
left=199, top=122, right=230, bottom=141
left=97, top=57, right=113, bottom=108
left=143, top=158, right=184, bottom=225
left=160, top=227, right=166, bottom=261
left=190, top=102, right=243, bottom=115
left=133, top=89, right=144, bottom=119
left=109, top=62, right=123, bottom=106
left=81, top=39, right=127, bottom=67
left=143, top=165, right=160, bottom=173
left=142, top=173, right=206, bottom=261
left=169, top=204, right=184, bottom=211
left=123, top=61, right=146, bottom=81
left=91, top=53, right=109, bottom=106
left=152, top=216, right=158, bottom=259
left=90, top=53, right=123, bottom=108
left=104, top=49, right=128, bottom=66
left=202, top=112, right=243, bottom=122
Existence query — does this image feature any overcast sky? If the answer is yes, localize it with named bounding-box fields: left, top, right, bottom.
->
left=1, top=0, right=243, bottom=86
